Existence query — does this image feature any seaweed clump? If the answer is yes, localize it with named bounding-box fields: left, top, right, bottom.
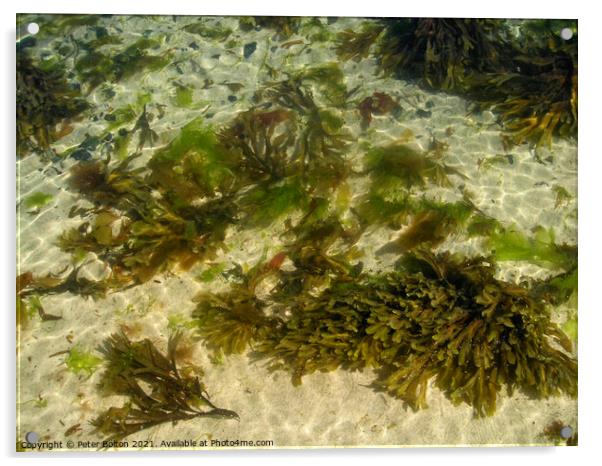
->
left=462, top=21, right=577, bottom=148
left=198, top=251, right=576, bottom=417
left=74, top=37, right=173, bottom=92
left=376, top=19, right=501, bottom=89
left=92, top=332, right=238, bottom=442
left=355, top=141, right=467, bottom=229
left=239, top=16, right=301, bottom=39
left=60, top=137, right=237, bottom=290
left=336, top=18, right=577, bottom=147
left=17, top=54, right=88, bottom=156
left=358, top=92, right=400, bottom=129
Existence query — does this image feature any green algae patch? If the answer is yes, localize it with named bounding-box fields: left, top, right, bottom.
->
left=197, top=263, right=226, bottom=283
left=488, top=226, right=576, bottom=270
left=183, top=23, right=233, bottom=40
left=23, top=192, right=53, bottom=211
left=149, top=117, right=239, bottom=198
left=240, top=178, right=307, bottom=228
left=65, top=346, right=103, bottom=378
left=174, top=83, right=194, bottom=108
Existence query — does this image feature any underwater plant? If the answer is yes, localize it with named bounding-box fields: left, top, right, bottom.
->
left=74, top=36, right=172, bottom=92
left=218, top=108, right=297, bottom=181
left=239, top=16, right=301, bottom=39
left=65, top=346, right=103, bottom=378
left=355, top=142, right=467, bottom=230
left=59, top=194, right=235, bottom=288
left=335, top=22, right=385, bottom=62
left=336, top=18, right=577, bottom=147
left=16, top=272, right=64, bottom=326
left=486, top=225, right=577, bottom=271
left=376, top=202, right=472, bottom=255
left=17, top=53, right=89, bottom=156
left=466, top=36, right=577, bottom=147
left=256, top=72, right=352, bottom=183
left=375, top=18, right=501, bottom=89
left=357, top=92, right=400, bottom=129
left=131, top=105, right=159, bottom=152
left=22, top=192, right=54, bottom=212
left=60, top=144, right=238, bottom=290
left=193, top=288, right=272, bottom=357
left=364, top=142, right=462, bottom=190
left=183, top=22, right=233, bottom=40
left=147, top=117, right=242, bottom=201
left=250, top=251, right=577, bottom=416
left=92, top=332, right=239, bottom=442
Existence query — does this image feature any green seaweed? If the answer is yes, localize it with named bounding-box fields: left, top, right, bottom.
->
left=23, top=192, right=53, bottom=211
left=167, top=313, right=197, bottom=332
left=65, top=346, right=103, bottom=378
left=487, top=225, right=577, bottom=271
left=197, top=263, right=226, bottom=283
left=365, top=143, right=462, bottom=191
left=174, top=83, right=194, bottom=108
left=239, top=178, right=306, bottom=228
left=105, top=106, right=138, bottom=131
left=183, top=23, right=232, bottom=40
left=294, top=63, right=348, bottom=107
left=377, top=200, right=474, bottom=255
left=74, top=35, right=172, bottom=90
left=148, top=117, right=240, bottom=200
left=59, top=139, right=238, bottom=290
left=219, top=109, right=297, bottom=182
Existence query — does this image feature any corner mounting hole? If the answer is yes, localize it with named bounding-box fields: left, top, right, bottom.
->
left=27, top=22, right=40, bottom=35
left=560, top=426, right=574, bottom=439
left=25, top=431, right=39, bottom=443
left=560, top=28, right=573, bottom=40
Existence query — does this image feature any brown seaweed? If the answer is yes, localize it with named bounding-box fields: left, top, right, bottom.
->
left=92, top=332, right=238, bottom=442
left=335, top=23, right=385, bottom=62
left=377, top=18, right=501, bottom=89
left=250, top=251, right=577, bottom=416
left=218, top=109, right=297, bottom=181
left=358, top=92, right=400, bottom=129
left=17, top=54, right=88, bottom=156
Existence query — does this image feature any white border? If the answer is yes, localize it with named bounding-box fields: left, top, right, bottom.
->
left=3, top=1, right=599, bottom=465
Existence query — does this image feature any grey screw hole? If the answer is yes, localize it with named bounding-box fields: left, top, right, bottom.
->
left=560, top=426, right=574, bottom=439
left=27, top=23, right=40, bottom=35
left=25, top=431, right=39, bottom=443
left=560, top=28, right=573, bottom=41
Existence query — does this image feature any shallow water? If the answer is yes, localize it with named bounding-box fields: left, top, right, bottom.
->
left=16, top=15, right=577, bottom=450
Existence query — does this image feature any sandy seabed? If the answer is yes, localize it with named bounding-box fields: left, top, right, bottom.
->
left=16, top=15, right=577, bottom=449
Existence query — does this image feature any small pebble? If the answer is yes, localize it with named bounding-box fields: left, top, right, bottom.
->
left=244, top=42, right=257, bottom=59
left=71, top=149, right=92, bottom=161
